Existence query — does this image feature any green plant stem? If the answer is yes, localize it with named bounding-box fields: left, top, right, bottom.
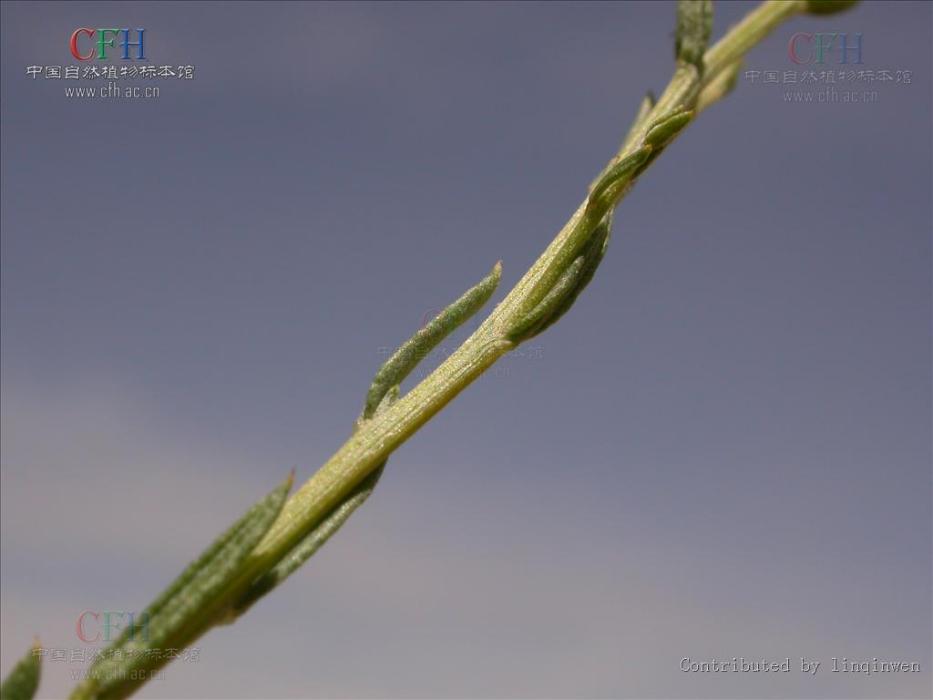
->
left=71, top=2, right=838, bottom=697
left=704, top=0, right=805, bottom=81
left=213, top=0, right=809, bottom=633
left=255, top=0, right=814, bottom=582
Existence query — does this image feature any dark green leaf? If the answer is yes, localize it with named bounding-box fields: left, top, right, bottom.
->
left=508, top=256, right=585, bottom=343
left=645, top=110, right=693, bottom=148
left=364, top=262, right=501, bottom=418
left=507, top=212, right=614, bottom=343
left=530, top=213, right=613, bottom=339
left=587, top=147, right=651, bottom=218
left=676, top=0, right=713, bottom=70
left=82, top=476, right=291, bottom=697
left=1, top=642, right=41, bottom=700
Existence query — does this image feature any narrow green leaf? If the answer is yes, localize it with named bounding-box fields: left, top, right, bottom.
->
left=587, top=147, right=651, bottom=217
left=507, top=212, right=614, bottom=343
left=675, top=0, right=713, bottom=70
left=508, top=257, right=586, bottom=343
left=98, top=479, right=289, bottom=660
left=364, top=261, right=501, bottom=418
left=81, top=476, right=292, bottom=698
left=591, top=92, right=657, bottom=194
left=1, top=642, right=41, bottom=700
left=645, top=110, right=693, bottom=149
left=530, top=213, right=613, bottom=338
left=616, top=110, right=695, bottom=186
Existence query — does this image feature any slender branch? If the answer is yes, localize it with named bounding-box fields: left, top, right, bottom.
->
left=56, top=2, right=861, bottom=698
left=159, top=0, right=808, bottom=641
left=254, top=0, right=818, bottom=569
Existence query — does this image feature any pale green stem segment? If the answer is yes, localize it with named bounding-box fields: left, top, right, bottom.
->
left=232, top=465, right=383, bottom=616
left=229, top=398, right=395, bottom=618
left=703, top=0, right=806, bottom=83
left=696, top=60, right=743, bottom=113
left=61, top=2, right=859, bottom=698
left=0, top=642, right=41, bottom=700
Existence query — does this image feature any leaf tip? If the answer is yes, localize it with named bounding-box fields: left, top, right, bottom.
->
left=485, top=260, right=503, bottom=292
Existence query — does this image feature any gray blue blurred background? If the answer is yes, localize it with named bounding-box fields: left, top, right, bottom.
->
left=2, top=1, right=930, bottom=698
